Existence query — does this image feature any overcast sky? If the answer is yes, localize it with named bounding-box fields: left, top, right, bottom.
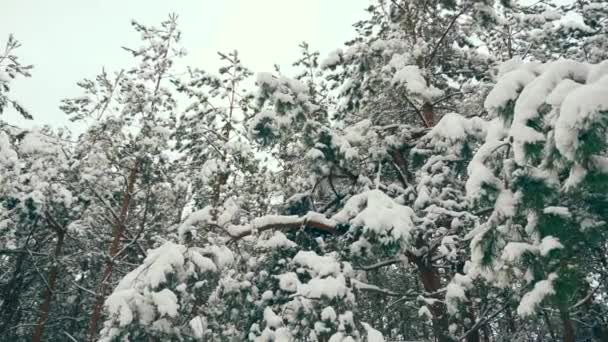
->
left=1, top=0, right=369, bottom=130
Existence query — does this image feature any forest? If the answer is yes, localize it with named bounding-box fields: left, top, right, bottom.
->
left=1, top=0, right=608, bottom=341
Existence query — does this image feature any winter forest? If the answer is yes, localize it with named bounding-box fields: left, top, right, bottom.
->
left=1, top=0, right=608, bottom=341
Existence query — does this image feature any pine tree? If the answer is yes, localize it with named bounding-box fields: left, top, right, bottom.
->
left=0, top=34, right=33, bottom=120
left=465, top=58, right=608, bottom=341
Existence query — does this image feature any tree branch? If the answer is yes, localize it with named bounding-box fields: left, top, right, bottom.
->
left=229, top=212, right=338, bottom=240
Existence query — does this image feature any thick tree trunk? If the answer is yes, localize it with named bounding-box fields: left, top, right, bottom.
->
left=416, top=260, right=450, bottom=342
left=87, top=162, right=138, bottom=342
left=559, top=308, right=575, bottom=342
left=422, top=101, right=435, bottom=128
left=32, top=228, right=65, bottom=342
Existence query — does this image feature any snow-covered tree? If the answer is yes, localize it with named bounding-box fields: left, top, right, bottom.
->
left=3, top=2, right=608, bottom=342
left=465, top=58, right=608, bottom=341
left=0, top=34, right=33, bottom=120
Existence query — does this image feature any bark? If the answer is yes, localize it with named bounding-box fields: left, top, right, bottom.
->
left=422, top=101, right=435, bottom=128
left=0, top=252, right=26, bottom=334
left=504, top=300, right=517, bottom=334
left=87, top=162, right=138, bottom=342
left=32, top=227, right=65, bottom=342
left=559, top=308, right=575, bottom=342
left=465, top=304, right=480, bottom=342
left=416, top=258, right=450, bottom=342
left=542, top=310, right=558, bottom=341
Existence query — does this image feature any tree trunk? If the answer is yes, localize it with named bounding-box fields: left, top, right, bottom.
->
left=542, top=310, right=558, bottom=341
left=32, top=227, right=65, bottom=342
left=504, top=299, right=516, bottom=334
left=422, top=101, right=435, bottom=128
left=465, top=304, right=480, bottom=342
left=559, top=308, right=575, bottom=342
left=416, top=259, right=450, bottom=342
left=87, top=162, right=138, bottom=342
left=0, top=252, right=26, bottom=335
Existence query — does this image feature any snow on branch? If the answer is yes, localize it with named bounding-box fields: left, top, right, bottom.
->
left=227, top=212, right=339, bottom=240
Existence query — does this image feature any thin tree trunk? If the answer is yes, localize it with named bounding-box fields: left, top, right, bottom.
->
left=0, top=252, right=26, bottom=335
left=465, top=303, right=480, bottom=342
left=542, top=310, right=558, bottom=341
left=504, top=299, right=516, bottom=334
left=0, top=220, right=39, bottom=334
left=32, top=227, right=65, bottom=342
left=481, top=323, right=491, bottom=342
left=87, top=162, right=138, bottom=342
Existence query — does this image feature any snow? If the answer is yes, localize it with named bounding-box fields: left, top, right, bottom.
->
left=306, top=148, right=324, bottom=160
left=151, top=318, right=172, bottom=333
left=229, top=213, right=329, bottom=238
left=586, top=60, right=608, bottom=84
left=559, top=19, right=593, bottom=33
left=418, top=306, right=432, bottom=319
left=563, top=163, right=587, bottom=190
left=261, top=290, right=273, bottom=301
left=493, top=190, right=517, bottom=220
left=274, top=327, right=293, bottom=341
left=298, top=275, right=348, bottom=299
left=510, top=60, right=589, bottom=164
left=0, top=132, right=18, bottom=167
left=543, top=206, right=571, bottom=218
left=484, top=67, right=537, bottom=115
left=257, top=231, right=297, bottom=249
left=424, top=112, right=486, bottom=148
left=189, top=316, right=206, bottom=339
left=263, top=307, right=282, bottom=328
left=256, top=72, right=277, bottom=87
left=277, top=272, right=299, bottom=293
left=292, top=251, right=340, bottom=277
left=329, top=332, right=347, bottom=342
left=343, top=119, right=372, bottom=145
left=555, top=74, right=608, bottom=161
left=392, top=65, right=443, bottom=100
left=321, top=306, right=337, bottom=322
left=445, top=273, right=473, bottom=314
left=305, top=211, right=339, bottom=228
left=151, top=289, right=179, bottom=318
left=361, top=322, right=385, bottom=342
left=350, top=237, right=372, bottom=256
left=178, top=206, right=213, bottom=239
left=320, top=49, right=343, bottom=69
left=539, top=236, right=564, bottom=256
left=201, top=245, right=234, bottom=269
left=187, top=249, right=217, bottom=273
left=218, top=198, right=239, bottom=226
left=517, top=273, right=558, bottom=317
left=104, top=289, right=139, bottom=327
left=103, top=241, right=229, bottom=332
left=117, top=242, right=187, bottom=290
left=19, top=130, right=60, bottom=155
left=332, top=189, right=415, bottom=244
left=501, top=242, right=537, bottom=262
left=465, top=118, right=507, bottom=198
left=545, top=79, right=581, bottom=107
left=352, top=279, right=395, bottom=295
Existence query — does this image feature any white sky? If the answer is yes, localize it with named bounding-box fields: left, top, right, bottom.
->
left=1, top=0, right=369, bottom=129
